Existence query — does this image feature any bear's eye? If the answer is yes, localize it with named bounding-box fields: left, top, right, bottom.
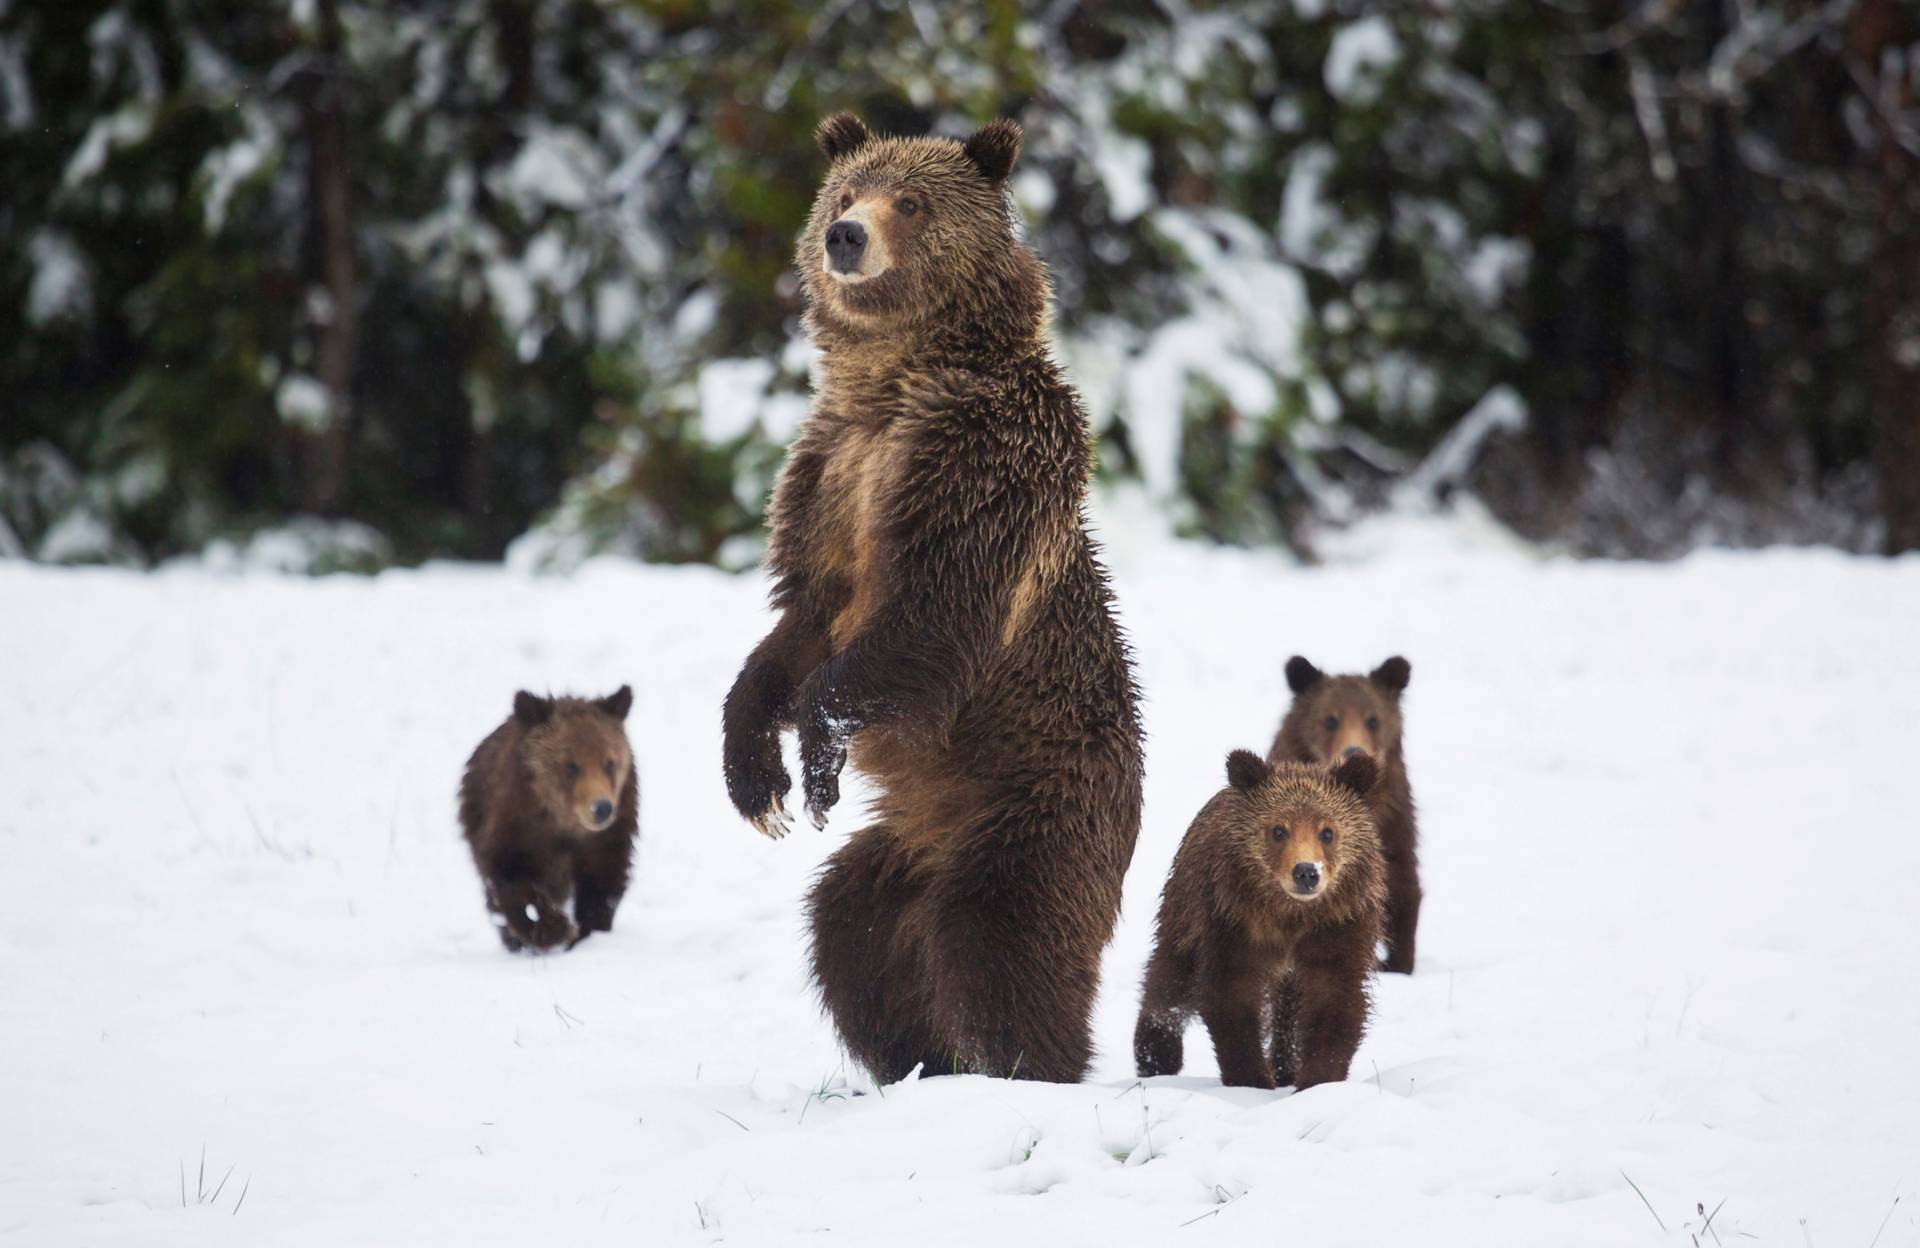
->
left=1366, top=715, right=1380, bottom=731
left=838, top=191, right=853, bottom=213
left=564, top=762, right=580, bottom=780
left=603, top=759, right=615, bottom=780
left=896, top=195, right=919, bottom=216
left=1319, top=826, right=1335, bottom=845
left=1271, top=825, right=1288, bottom=843
left=1322, top=715, right=1338, bottom=732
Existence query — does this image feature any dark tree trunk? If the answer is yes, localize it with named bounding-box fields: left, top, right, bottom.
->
left=301, top=0, right=357, bottom=516
left=1852, top=0, right=1920, bottom=553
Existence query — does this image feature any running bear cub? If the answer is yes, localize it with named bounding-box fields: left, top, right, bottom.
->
left=1269, top=655, right=1420, bottom=973
left=459, top=687, right=638, bottom=953
left=1134, top=751, right=1384, bottom=1089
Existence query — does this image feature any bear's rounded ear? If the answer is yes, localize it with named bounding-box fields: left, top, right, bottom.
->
left=597, top=684, right=633, bottom=722
left=1370, top=656, right=1411, bottom=693
left=816, top=113, right=872, bottom=162
left=1330, top=752, right=1378, bottom=798
left=963, top=118, right=1021, bottom=183
left=1285, top=656, right=1324, bottom=695
left=513, top=691, right=552, bottom=726
left=1225, top=749, right=1270, bottom=793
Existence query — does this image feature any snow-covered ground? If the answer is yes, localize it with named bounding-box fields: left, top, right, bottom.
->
left=4, top=506, right=1917, bottom=1246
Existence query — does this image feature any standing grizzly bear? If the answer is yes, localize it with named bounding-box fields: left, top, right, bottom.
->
left=721, top=114, right=1143, bottom=1083
left=1134, top=751, right=1384, bottom=1090
left=1268, top=655, right=1421, bottom=973
left=459, top=687, right=638, bottom=953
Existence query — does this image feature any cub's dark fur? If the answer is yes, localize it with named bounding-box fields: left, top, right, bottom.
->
left=721, top=114, right=1143, bottom=1083
left=1134, top=751, right=1384, bottom=1090
left=459, top=687, right=638, bottom=953
left=1269, top=655, right=1421, bottom=973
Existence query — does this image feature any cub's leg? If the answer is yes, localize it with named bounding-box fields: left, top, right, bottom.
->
left=1199, top=959, right=1275, bottom=1090
left=1134, top=944, right=1194, bottom=1078
left=807, top=827, right=947, bottom=1083
left=1381, top=863, right=1422, bottom=974
left=1291, top=923, right=1375, bottom=1088
left=571, top=830, right=635, bottom=940
left=1269, top=978, right=1302, bottom=1087
left=484, top=845, right=576, bottom=953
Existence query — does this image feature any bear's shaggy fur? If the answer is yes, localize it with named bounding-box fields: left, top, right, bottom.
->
left=721, top=114, right=1143, bottom=1083
left=1268, top=655, right=1421, bottom=973
left=459, top=687, right=638, bottom=953
left=1134, top=751, right=1384, bottom=1090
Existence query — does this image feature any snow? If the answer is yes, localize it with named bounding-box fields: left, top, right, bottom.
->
left=273, top=375, right=333, bottom=433
left=696, top=358, right=779, bottom=443
left=3, top=510, right=1918, bottom=1245
left=1324, top=17, right=1402, bottom=105
left=26, top=230, right=92, bottom=326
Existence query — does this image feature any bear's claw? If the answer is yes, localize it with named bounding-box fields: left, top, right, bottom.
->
left=751, top=794, right=795, bottom=840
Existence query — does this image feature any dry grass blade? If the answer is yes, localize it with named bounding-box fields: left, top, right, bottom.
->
left=1620, top=1169, right=1667, bottom=1232
left=1867, top=1195, right=1900, bottom=1248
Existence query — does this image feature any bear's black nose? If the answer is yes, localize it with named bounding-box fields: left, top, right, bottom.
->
left=825, top=219, right=867, bottom=272
left=1291, top=862, right=1321, bottom=892
left=590, top=799, right=614, bottom=824
left=1342, top=745, right=1366, bottom=759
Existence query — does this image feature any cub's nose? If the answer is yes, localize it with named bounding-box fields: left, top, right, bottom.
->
left=1342, top=746, right=1367, bottom=759
left=1291, top=862, right=1321, bottom=893
left=825, top=219, right=868, bottom=272
left=590, top=799, right=614, bottom=825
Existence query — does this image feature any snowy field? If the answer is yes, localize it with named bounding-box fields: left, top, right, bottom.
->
left=3, top=505, right=1917, bottom=1246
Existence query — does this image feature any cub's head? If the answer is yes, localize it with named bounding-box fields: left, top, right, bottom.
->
left=513, top=686, right=634, bottom=834
left=1224, top=749, right=1379, bottom=903
left=798, top=112, right=1027, bottom=335
left=1282, top=656, right=1411, bottom=765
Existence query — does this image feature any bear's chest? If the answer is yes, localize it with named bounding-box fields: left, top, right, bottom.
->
left=814, top=418, right=912, bottom=646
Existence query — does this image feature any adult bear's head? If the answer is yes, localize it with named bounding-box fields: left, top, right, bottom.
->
left=798, top=113, right=1042, bottom=342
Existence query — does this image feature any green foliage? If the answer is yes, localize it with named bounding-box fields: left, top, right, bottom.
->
left=2, top=0, right=1914, bottom=566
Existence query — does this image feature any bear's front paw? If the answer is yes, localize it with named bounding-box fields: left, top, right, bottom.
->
left=724, top=731, right=794, bottom=839
left=797, top=711, right=847, bottom=831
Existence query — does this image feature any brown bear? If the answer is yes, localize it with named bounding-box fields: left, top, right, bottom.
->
left=720, top=114, right=1143, bottom=1084
left=1134, top=751, right=1384, bottom=1090
left=1268, top=655, right=1421, bottom=974
left=459, top=687, right=638, bottom=953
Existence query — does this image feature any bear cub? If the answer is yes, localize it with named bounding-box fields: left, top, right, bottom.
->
left=1134, top=750, right=1384, bottom=1090
left=1269, top=655, right=1421, bottom=973
left=459, top=686, right=638, bottom=953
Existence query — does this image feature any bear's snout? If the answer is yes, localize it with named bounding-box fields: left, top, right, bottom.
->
left=588, top=798, right=615, bottom=827
left=1290, top=861, right=1322, bottom=894
left=1342, top=745, right=1367, bottom=760
left=825, top=219, right=868, bottom=272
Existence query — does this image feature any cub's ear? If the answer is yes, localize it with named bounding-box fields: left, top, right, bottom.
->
left=597, top=684, right=634, bottom=722
left=513, top=691, right=552, bottom=726
left=1285, top=656, right=1324, bottom=695
left=1330, top=752, right=1379, bottom=798
left=1225, top=749, right=1270, bottom=793
left=816, top=112, right=872, bottom=162
left=1370, top=656, right=1412, bottom=693
left=963, top=118, right=1021, bottom=183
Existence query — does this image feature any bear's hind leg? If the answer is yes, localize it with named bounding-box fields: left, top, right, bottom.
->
left=923, top=858, right=1104, bottom=1083
left=807, top=827, right=947, bottom=1083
